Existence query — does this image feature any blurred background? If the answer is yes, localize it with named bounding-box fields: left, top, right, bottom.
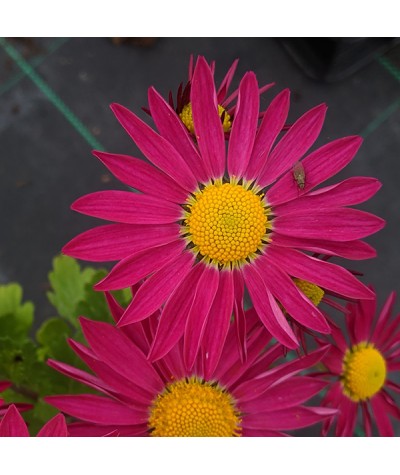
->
left=0, top=36, right=399, bottom=327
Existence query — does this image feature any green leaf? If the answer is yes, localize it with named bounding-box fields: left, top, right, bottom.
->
left=47, top=255, right=96, bottom=327
left=0, top=283, right=33, bottom=340
left=36, top=317, right=73, bottom=362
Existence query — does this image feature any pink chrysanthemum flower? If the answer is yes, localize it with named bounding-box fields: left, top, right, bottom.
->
left=318, top=290, right=400, bottom=436
left=64, top=56, right=384, bottom=370
left=45, top=295, right=335, bottom=437
left=0, top=404, right=68, bottom=437
left=161, top=55, right=274, bottom=136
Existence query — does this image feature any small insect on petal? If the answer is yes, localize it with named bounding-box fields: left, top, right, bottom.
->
left=293, top=161, right=306, bottom=190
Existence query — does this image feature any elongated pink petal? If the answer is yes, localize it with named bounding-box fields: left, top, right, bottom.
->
left=233, top=346, right=329, bottom=402
left=273, top=177, right=382, bottom=215
left=217, top=58, right=239, bottom=102
left=93, top=151, right=188, bottom=203
left=47, top=359, right=114, bottom=395
left=233, top=268, right=247, bottom=361
left=335, top=396, right=357, bottom=436
left=184, top=265, right=219, bottom=370
left=227, top=72, right=259, bottom=178
left=118, top=251, right=195, bottom=325
left=37, top=413, right=68, bottom=437
left=267, top=246, right=374, bottom=300
left=202, top=271, right=234, bottom=380
left=148, top=87, right=208, bottom=184
left=267, top=136, right=363, bottom=205
left=0, top=405, right=29, bottom=437
left=80, top=318, right=163, bottom=394
left=273, top=208, right=385, bottom=242
left=67, top=422, right=146, bottom=437
left=372, top=292, right=397, bottom=345
left=110, top=103, right=197, bottom=192
left=242, top=406, right=336, bottom=431
left=321, top=345, right=344, bottom=374
left=45, top=394, right=147, bottom=425
left=67, top=340, right=153, bottom=405
left=63, top=223, right=180, bottom=262
left=239, top=377, right=327, bottom=413
left=258, top=104, right=327, bottom=187
left=149, top=264, right=204, bottom=362
left=255, top=257, right=330, bottom=333
left=191, top=56, right=225, bottom=179
left=353, top=295, right=376, bottom=342
left=241, top=428, right=288, bottom=437
left=245, top=89, right=290, bottom=181
left=270, top=234, right=377, bottom=260
left=94, top=239, right=185, bottom=290
left=242, top=263, right=298, bottom=348
left=71, top=190, right=183, bottom=225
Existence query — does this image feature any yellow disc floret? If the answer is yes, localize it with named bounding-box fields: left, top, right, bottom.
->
left=341, top=342, right=387, bottom=402
left=293, top=278, right=324, bottom=307
left=183, top=182, right=269, bottom=267
left=148, top=377, right=242, bottom=437
left=179, top=102, right=232, bottom=134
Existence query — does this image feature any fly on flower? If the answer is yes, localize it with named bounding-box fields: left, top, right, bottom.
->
left=63, top=55, right=385, bottom=372
left=293, top=161, right=306, bottom=190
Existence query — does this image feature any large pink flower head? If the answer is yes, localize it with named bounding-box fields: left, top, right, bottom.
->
left=64, top=56, right=384, bottom=370
left=318, top=290, right=400, bottom=436
left=45, top=295, right=335, bottom=437
left=0, top=404, right=68, bottom=437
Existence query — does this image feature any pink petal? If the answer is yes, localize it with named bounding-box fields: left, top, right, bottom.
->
left=270, top=234, right=377, bottom=260
left=227, top=72, right=259, bottom=178
left=37, top=413, right=68, bottom=437
left=267, top=136, right=363, bottom=205
left=255, top=257, right=330, bottom=333
left=63, top=223, right=180, bottom=262
left=149, top=264, right=204, bottom=362
left=118, top=251, right=195, bottom=326
left=239, top=376, right=327, bottom=413
left=0, top=405, right=29, bottom=437
left=335, top=396, right=357, bottom=436
left=233, top=268, right=247, bottom=362
left=110, top=103, right=197, bottom=192
left=93, top=150, right=188, bottom=203
left=242, top=406, right=336, bottom=431
left=242, top=263, right=298, bottom=348
left=191, top=56, right=225, bottom=180
left=80, top=318, right=163, bottom=394
left=267, top=245, right=374, bottom=300
left=216, top=58, right=239, bottom=103
left=272, top=177, right=382, bottom=214
left=372, top=292, right=397, bottom=345
left=245, top=89, right=290, bottom=181
left=47, top=359, right=114, bottom=395
left=71, top=190, right=183, bottom=225
left=45, top=394, right=147, bottom=425
left=202, top=271, right=235, bottom=380
left=183, top=265, right=220, bottom=371
left=0, top=381, right=11, bottom=393
left=67, top=422, right=146, bottom=437
left=94, top=239, right=185, bottom=290
left=147, top=87, right=208, bottom=183
left=353, top=296, right=376, bottom=342
left=273, top=208, right=385, bottom=242
left=241, top=428, right=288, bottom=437
left=258, top=104, right=327, bottom=187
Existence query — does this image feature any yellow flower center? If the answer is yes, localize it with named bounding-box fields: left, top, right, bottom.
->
left=293, top=278, right=324, bottom=306
left=182, top=182, right=269, bottom=267
left=148, top=377, right=242, bottom=437
left=341, top=342, right=387, bottom=402
left=179, top=102, right=232, bottom=134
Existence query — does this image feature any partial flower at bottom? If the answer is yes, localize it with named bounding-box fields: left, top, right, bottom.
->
left=317, top=289, right=400, bottom=436
left=45, top=297, right=336, bottom=437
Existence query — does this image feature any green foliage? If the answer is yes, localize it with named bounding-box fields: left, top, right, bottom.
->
left=0, top=254, right=130, bottom=434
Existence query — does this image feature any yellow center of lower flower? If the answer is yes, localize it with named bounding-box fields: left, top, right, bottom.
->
left=179, top=102, right=232, bottom=134
left=148, top=377, right=242, bottom=437
left=293, top=278, right=324, bottom=306
left=183, top=182, right=269, bottom=267
left=341, top=342, right=387, bottom=402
